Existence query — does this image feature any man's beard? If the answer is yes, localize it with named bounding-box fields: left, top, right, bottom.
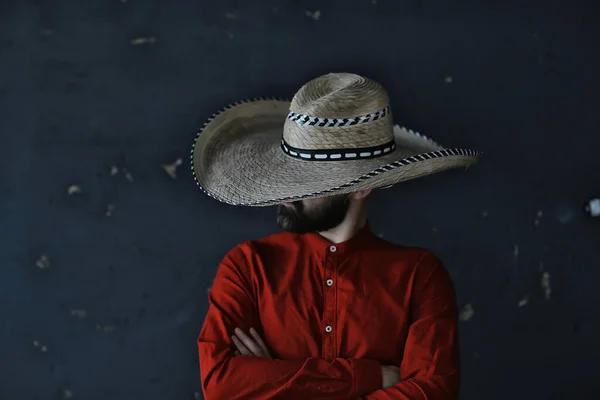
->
left=276, top=195, right=350, bottom=234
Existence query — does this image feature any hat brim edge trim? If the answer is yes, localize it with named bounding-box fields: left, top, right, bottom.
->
left=190, top=98, right=482, bottom=206
left=189, top=97, right=290, bottom=204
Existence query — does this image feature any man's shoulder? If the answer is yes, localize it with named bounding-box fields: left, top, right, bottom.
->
left=224, top=231, right=299, bottom=260
left=369, top=234, right=432, bottom=253
left=370, top=236, right=444, bottom=268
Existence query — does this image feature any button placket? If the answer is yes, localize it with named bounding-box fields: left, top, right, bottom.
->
left=322, top=248, right=337, bottom=361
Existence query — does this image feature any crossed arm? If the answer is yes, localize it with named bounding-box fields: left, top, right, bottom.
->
left=197, top=251, right=460, bottom=400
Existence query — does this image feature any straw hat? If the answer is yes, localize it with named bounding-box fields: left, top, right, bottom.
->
left=191, top=72, right=481, bottom=206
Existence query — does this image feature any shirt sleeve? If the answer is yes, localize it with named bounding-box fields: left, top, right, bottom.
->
left=198, top=244, right=382, bottom=400
left=359, top=251, right=461, bottom=400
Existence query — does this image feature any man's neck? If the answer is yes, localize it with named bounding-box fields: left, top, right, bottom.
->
left=317, top=212, right=367, bottom=244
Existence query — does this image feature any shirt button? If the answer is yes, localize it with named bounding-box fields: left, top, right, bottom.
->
left=329, top=245, right=337, bottom=252
left=326, top=279, right=333, bottom=286
left=325, top=325, right=332, bottom=333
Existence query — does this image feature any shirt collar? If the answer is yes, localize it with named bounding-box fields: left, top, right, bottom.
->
left=303, top=221, right=376, bottom=256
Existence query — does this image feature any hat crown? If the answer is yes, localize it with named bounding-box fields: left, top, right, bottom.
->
left=282, top=73, right=395, bottom=160
left=290, top=72, right=389, bottom=118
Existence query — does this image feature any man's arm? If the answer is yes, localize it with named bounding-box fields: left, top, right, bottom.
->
left=360, top=252, right=461, bottom=400
left=198, top=244, right=383, bottom=400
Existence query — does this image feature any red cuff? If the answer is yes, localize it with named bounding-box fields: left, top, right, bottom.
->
left=351, top=358, right=382, bottom=396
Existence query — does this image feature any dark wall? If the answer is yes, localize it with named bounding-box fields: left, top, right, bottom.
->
left=1, top=1, right=599, bottom=399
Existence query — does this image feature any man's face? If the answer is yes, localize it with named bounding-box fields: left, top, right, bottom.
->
left=276, top=194, right=350, bottom=234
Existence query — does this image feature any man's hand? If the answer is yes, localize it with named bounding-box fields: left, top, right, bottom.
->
left=231, top=327, right=272, bottom=359
left=381, top=365, right=400, bottom=388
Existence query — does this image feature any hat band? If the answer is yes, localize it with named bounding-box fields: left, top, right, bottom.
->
left=281, top=138, right=396, bottom=161
left=287, top=105, right=390, bottom=127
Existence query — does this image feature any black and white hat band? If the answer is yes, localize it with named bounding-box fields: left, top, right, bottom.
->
left=281, top=138, right=396, bottom=161
left=287, top=105, right=390, bottom=127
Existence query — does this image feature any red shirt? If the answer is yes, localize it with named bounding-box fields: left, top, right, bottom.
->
left=198, top=223, right=460, bottom=399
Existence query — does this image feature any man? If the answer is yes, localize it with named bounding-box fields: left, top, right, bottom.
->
left=191, top=72, right=480, bottom=399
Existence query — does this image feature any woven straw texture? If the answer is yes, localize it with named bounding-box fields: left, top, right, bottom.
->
left=191, top=73, right=480, bottom=206
left=284, top=73, right=393, bottom=149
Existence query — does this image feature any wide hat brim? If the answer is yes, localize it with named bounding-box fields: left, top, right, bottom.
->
left=191, top=99, right=481, bottom=207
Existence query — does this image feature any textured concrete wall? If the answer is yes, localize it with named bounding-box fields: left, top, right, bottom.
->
left=1, top=0, right=599, bottom=399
